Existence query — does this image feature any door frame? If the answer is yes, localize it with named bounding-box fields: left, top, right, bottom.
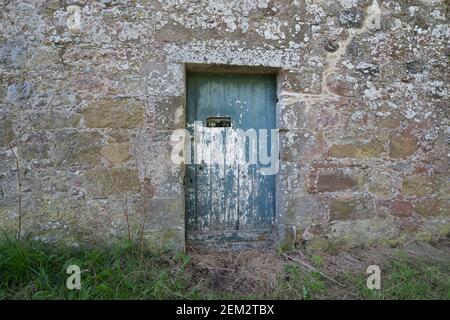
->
left=182, top=64, right=283, bottom=248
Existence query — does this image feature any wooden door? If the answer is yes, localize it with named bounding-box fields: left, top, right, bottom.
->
left=185, top=73, right=277, bottom=247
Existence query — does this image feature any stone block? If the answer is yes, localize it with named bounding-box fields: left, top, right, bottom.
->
left=146, top=197, right=184, bottom=228
left=84, top=99, right=144, bottom=129
left=327, top=141, right=385, bottom=159
left=415, top=198, right=443, bottom=217
left=281, top=195, right=327, bottom=226
left=326, top=73, right=358, bottom=97
left=84, top=167, right=141, bottom=198
left=279, top=101, right=307, bottom=131
left=368, top=173, right=392, bottom=198
left=0, top=117, right=15, bottom=146
left=376, top=114, right=402, bottom=130
left=142, top=62, right=184, bottom=96
left=329, top=198, right=372, bottom=221
left=0, top=40, right=27, bottom=68
left=339, top=8, right=365, bottom=28
left=7, top=82, right=32, bottom=102
left=28, top=111, right=81, bottom=130
left=51, top=131, right=102, bottom=167
left=317, top=173, right=356, bottom=193
left=279, top=68, right=322, bottom=94
left=281, top=131, right=318, bottom=162
left=330, top=217, right=399, bottom=245
left=152, top=96, right=184, bottom=129
left=391, top=200, right=413, bottom=217
left=389, top=132, right=418, bottom=158
left=142, top=228, right=185, bottom=253
left=280, top=162, right=306, bottom=195
left=19, top=132, right=49, bottom=160
left=402, top=175, right=433, bottom=197
left=104, top=143, right=130, bottom=165
left=275, top=224, right=296, bottom=251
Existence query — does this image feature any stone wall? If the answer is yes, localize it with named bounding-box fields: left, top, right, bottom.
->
left=0, top=0, right=448, bottom=251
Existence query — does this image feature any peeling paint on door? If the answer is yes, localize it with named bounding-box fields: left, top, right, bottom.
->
left=185, top=73, right=277, bottom=248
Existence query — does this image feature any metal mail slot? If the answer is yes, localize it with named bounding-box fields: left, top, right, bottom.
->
left=206, top=116, right=231, bottom=128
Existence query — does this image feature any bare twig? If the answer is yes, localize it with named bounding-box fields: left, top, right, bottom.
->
left=123, top=192, right=131, bottom=242
left=101, top=145, right=155, bottom=250
left=9, top=142, right=22, bottom=242
left=281, top=252, right=345, bottom=287
left=197, top=264, right=235, bottom=272
left=137, top=175, right=149, bottom=252
left=102, top=155, right=132, bottom=242
left=135, top=150, right=154, bottom=255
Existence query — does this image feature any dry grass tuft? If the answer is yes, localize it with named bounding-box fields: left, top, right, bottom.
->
left=187, top=248, right=283, bottom=295
left=185, top=239, right=450, bottom=298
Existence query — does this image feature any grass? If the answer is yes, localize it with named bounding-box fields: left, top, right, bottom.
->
left=0, top=236, right=202, bottom=300
left=347, top=254, right=450, bottom=300
left=0, top=235, right=448, bottom=300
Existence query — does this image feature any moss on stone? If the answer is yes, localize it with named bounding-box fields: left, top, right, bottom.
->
left=84, top=167, right=141, bottom=197
left=403, top=176, right=434, bottom=197
left=328, top=141, right=385, bottom=159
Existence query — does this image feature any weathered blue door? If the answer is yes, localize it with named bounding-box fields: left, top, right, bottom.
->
left=185, top=73, right=277, bottom=247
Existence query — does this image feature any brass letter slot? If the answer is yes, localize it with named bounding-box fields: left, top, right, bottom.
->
left=206, top=116, right=231, bottom=128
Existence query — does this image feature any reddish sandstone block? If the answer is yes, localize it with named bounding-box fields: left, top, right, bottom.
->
left=317, top=173, right=356, bottom=192
left=391, top=200, right=413, bottom=217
